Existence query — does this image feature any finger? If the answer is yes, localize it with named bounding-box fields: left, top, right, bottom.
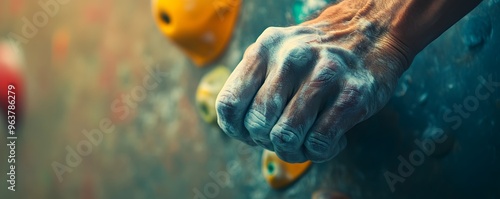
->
left=304, top=80, right=370, bottom=162
left=244, top=43, right=315, bottom=150
left=269, top=88, right=322, bottom=163
left=216, top=43, right=269, bottom=144
left=270, top=54, right=343, bottom=163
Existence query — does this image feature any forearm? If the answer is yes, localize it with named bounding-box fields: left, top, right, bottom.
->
left=306, top=0, right=482, bottom=59
left=390, top=0, right=483, bottom=53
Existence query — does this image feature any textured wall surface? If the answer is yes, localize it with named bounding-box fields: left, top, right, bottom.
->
left=0, top=0, right=498, bottom=198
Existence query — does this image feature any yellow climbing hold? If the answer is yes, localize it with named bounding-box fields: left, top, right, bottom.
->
left=196, top=66, right=231, bottom=123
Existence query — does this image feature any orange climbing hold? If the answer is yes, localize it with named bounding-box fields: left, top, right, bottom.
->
left=262, top=150, right=312, bottom=189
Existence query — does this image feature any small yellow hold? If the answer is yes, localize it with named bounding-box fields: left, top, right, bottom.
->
left=196, top=66, right=231, bottom=124
left=262, top=150, right=312, bottom=189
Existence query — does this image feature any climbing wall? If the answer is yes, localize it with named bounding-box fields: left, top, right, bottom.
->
left=0, top=0, right=498, bottom=198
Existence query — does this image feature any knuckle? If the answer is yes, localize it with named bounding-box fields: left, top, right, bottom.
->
left=280, top=43, right=314, bottom=72
left=215, top=91, right=255, bottom=141
left=309, top=59, right=342, bottom=86
left=257, top=27, right=284, bottom=45
left=336, top=86, right=364, bottom=111
left=244, top=43, right=268, bottom=61
left=343, top=85, right=363, bottom=98
left=292, top=25, right=320, bottom=35
left=215, top=90, right=239, bottom=119
left=335, top=79, right=373, bottom=116
left=261, top=27, right=282, bottom=37
left=270, top=122, right=301, bottom=150
left=244, top=109, right=274, bottom=137
left=216, top=117, right=237, bottom=137
left=304, top=132, right=333, bottom=159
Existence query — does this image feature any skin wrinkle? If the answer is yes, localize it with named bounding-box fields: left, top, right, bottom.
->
left=216, top=0, right=482, bottom=162
left=278, top=44, right=309, bottom=74
left=354, top=0, right=374, bottom=19
left=311, top=58, right=341, bottom=85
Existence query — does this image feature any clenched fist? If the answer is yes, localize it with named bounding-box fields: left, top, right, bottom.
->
left=216, top=0, right=481, bottom=162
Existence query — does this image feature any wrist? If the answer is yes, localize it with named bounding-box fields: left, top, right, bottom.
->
left=379, top=32, right=415, bottom=73
left=304, top=0, right=414, bottom=72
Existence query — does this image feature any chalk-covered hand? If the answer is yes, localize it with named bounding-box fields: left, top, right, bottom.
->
left=216, top=0, right=414, bottom=163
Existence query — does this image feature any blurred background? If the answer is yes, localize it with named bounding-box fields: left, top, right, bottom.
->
left=0, top=0, right=499, bottom=198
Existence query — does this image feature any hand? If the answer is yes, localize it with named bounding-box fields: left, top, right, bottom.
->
left=216, top=1, right=413, bottom=163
